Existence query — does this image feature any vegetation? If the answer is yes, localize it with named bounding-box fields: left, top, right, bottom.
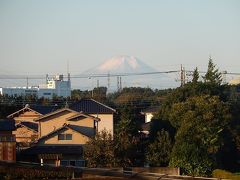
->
left=1, top=58, right=240, bottom=177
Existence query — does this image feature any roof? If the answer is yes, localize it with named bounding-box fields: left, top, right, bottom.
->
left=7, top=104, right=60, bottom=118
left=16, top=121, right=38, bottom=132
left=34, top=108, right=77, bottom=122
left=36, top=124, right=95, bottom=143
left=31, top=105, right=60, bottom=115
left=70, top=99, right=116, bottom=114
left=141, top=106, right=159, bottom=114
left=22, top=145, right=83, bottom=155
left=66, top=113, right=100, bottom=122
left=0, top=119, right=16, bottom=131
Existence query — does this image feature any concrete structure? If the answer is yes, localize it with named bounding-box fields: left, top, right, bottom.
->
left=0, top=74, right=71, bottom=99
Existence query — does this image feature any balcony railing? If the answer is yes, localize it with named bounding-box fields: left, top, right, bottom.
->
left=0, top=135, right=16, bottom=142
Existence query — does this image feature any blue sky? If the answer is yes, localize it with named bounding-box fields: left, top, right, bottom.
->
left=0, top=0, right=240, bottom=88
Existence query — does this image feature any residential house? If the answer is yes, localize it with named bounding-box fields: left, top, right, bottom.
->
left=7, top=104, right=59, bottom=146
left=141, top=106, right=159, bottom=123
left=15, top=121, right=38, bottom=147
left=22, top=108, right=99, bottom=166
left=0, top=119, right=16, bottom=162
left=70, top=99, right=116, bottom=136
left=140, top=106, right=159, bottom=135
left=7, top=104, right=59, bottom=123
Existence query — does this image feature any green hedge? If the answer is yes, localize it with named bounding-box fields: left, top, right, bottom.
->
left=212, top=169, right=240, bottom=180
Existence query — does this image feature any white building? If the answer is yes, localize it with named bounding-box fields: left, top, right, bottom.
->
left=0, top=74, right=71, bottom=99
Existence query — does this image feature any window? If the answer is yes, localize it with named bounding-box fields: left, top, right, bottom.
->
left=60, top=160, right=69, bottom=166
left=66, top=134, right=72, bottom=140
left=58, top=134, right=72, bottom=140
left=69, top=161, right=76, bottom=166
left=76, top=160, right=85, bottom=167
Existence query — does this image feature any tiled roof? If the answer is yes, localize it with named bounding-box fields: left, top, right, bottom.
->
left=22, top=145, right=83, bottom=155
left=16, top=121, right=38, bottom=132
left=34, top=108, right=77, bottom=122
left=31, top=105, right=60, bottom=115
left=141, top=106, right=159, bottom=114
left=7, top=104, right=60, bottom=118
left=70, top=99, right=116, bottom=114
left=0, top=119, right=15, bottom=131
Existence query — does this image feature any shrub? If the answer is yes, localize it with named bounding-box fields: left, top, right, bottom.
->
left=212, top=169, right=240, bottom=180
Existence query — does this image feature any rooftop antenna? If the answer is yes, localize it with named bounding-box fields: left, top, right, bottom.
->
left=67, top=60, right=70, bottom=81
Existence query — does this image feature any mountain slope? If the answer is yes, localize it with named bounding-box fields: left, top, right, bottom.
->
left=84, top=55, right=156, bottom=74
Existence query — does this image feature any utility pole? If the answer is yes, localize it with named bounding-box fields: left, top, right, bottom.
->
left=107, top=72, right=110, bottom=90
left=180, top=64, right=186, bottom=86
left=221, top=71, right=227, bottom=84
left=26, top=77, right=29, bottom=89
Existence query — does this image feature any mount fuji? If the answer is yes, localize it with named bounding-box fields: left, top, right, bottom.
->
left=74, top=55, right=179, bottom=90
left=85, top=55, right=157, bottom=74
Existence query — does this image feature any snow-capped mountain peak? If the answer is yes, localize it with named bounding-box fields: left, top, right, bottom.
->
left=87, top=55, right=156, bottom=74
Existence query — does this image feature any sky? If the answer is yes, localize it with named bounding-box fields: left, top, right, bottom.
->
left=0, top=0, right=240, bottom=88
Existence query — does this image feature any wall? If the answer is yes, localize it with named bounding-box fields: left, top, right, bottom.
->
left=0, top=142, right=16, bottom=162
left=145, top=113, right=154, bottom=123
left=40, top=111, right=77, bottom=137
left=91, top=114, right=114, bottom=136
left=13, top=126, right=38, bottom=143
left=38, top=128, right=90, bottom=145
left=39, top=110, right=96, bottom=137
left=131, top=167, right=180, bottom=176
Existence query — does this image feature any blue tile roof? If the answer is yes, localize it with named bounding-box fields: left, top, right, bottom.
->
left=70, top=99, right=116, bottom=114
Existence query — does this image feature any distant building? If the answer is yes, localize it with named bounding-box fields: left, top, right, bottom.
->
left=0, top=119, right=16, bottom=162
left=0, top=74, right=71, bottom=99
left=141, top=106, right=159, bottom=123
left=229, top=77, right=240, bottom=85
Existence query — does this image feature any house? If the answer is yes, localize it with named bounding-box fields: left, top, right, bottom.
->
left=0, top=119, right=16, bottom=162
left=141, top=106, right=159, bottom=123
left=7, top=104, right=59, bottom=146
left=70, top=99, right=116, bottom=136
left=7, top=104, right=59, bottom=123
left=34, top=108, right=99, bottom=137
left=22, top=108, right=100, bottom=166
left=15, top=121, right=38, bottom=147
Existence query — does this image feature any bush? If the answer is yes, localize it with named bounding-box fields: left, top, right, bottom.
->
left=212, top=169, right=240, bottom=180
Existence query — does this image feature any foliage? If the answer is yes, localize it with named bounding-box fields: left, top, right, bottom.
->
left=169, top=95, right=231, bottom=176
left=146, top=130, right=172, bottom=166
left=114, top=107, right=139, bottom=167
left=192, top=67, right=199, bottom=84
left=203, top=58, right=222, bottom=85
left=212, top=169, right=240, bottom=180
left=84, top=130, right=115, bottom=168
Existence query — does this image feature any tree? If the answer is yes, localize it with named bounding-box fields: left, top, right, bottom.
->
left=114, top=107, right=139, bottom=167
left=146, top=130, right=172, bottom=166
left=169, top=95, right=231, bottom=176
left=203, top=57, right=222, bottom=85
left=83, top=130, right=115, bottom=168
left=192, top=67, right=199, bottom=84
